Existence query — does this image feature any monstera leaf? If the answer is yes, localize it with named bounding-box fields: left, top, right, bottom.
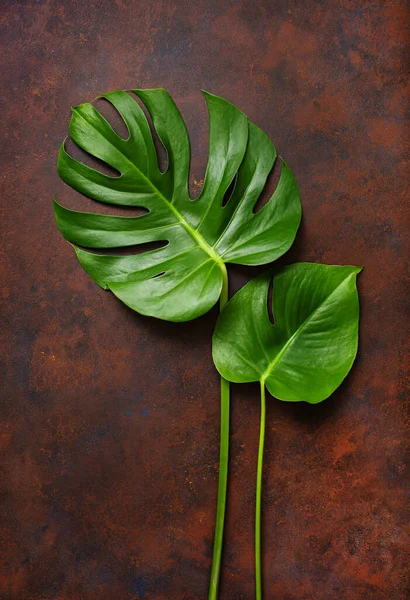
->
left=213, top=262, right=362, bottom=403
left=54, top=89, right=301, bottom=321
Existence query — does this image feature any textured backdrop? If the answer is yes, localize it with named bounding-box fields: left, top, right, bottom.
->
left=1, top=1, right=409, bottom=599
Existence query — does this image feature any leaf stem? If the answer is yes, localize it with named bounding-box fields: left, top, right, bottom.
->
left=209, top=264, right=230, bottom=600
left=256, top=380, right=266, bottom=600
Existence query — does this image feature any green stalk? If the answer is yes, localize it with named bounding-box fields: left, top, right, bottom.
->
left=208, top=265, right=230, bottom=600
left=255, top=380, right=266, bottom=600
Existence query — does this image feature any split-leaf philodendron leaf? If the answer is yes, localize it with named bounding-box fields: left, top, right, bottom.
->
left=54, top=89, right=301, bottom=321
left=212, top=263, right=362, bottom=403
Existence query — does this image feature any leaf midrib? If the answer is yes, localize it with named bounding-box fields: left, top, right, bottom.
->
left=260, top=274, right=353, bottom=383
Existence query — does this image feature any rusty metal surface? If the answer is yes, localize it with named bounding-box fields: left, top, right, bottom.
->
left=0, top=1, right=409, bottom=599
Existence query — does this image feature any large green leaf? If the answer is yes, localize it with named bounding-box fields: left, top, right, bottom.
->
left=54, top=89, right=301, bottom=321
left=212, top=263, right=361, bottom=403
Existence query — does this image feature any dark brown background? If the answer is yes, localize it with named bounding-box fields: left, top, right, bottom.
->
left=1, top=1, right=409, bottom=599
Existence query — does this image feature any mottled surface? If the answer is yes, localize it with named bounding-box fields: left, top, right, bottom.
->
left=0, top=1, right=409, bottom=598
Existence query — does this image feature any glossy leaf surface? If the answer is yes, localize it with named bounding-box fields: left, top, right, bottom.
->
left=212, top=263, right=361, bottom=403
left=54, top=89, right=301, bottom=321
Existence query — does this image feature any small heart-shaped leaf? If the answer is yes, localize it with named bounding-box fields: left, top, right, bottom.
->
left=212, top=263, right=362, bottom=403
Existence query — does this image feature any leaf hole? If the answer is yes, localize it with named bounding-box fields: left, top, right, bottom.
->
left=128, top=91, right=169, bottom=174
left=267, top=277, right=275, bottom=325
left=76, top=240, right=168, bottom=256
left=186, top=95, right=208, bottom=200
left=150, top=271, right=166, bottom=279
left=222, top=174, right=237, bottom=207
left=57, top=193, right=149, bottom=218
left=64, top=137, right=121, bottom=178
left=94, top=97, right=130, bottom=141
left=89, top=204, right=150, bottom=217
left=253, top=157, right=282, bottom=214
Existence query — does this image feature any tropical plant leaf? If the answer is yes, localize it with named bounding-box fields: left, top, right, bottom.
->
left=54, top=89, right=301, bottom=321
left=212, top=263, right=362, bottom=403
